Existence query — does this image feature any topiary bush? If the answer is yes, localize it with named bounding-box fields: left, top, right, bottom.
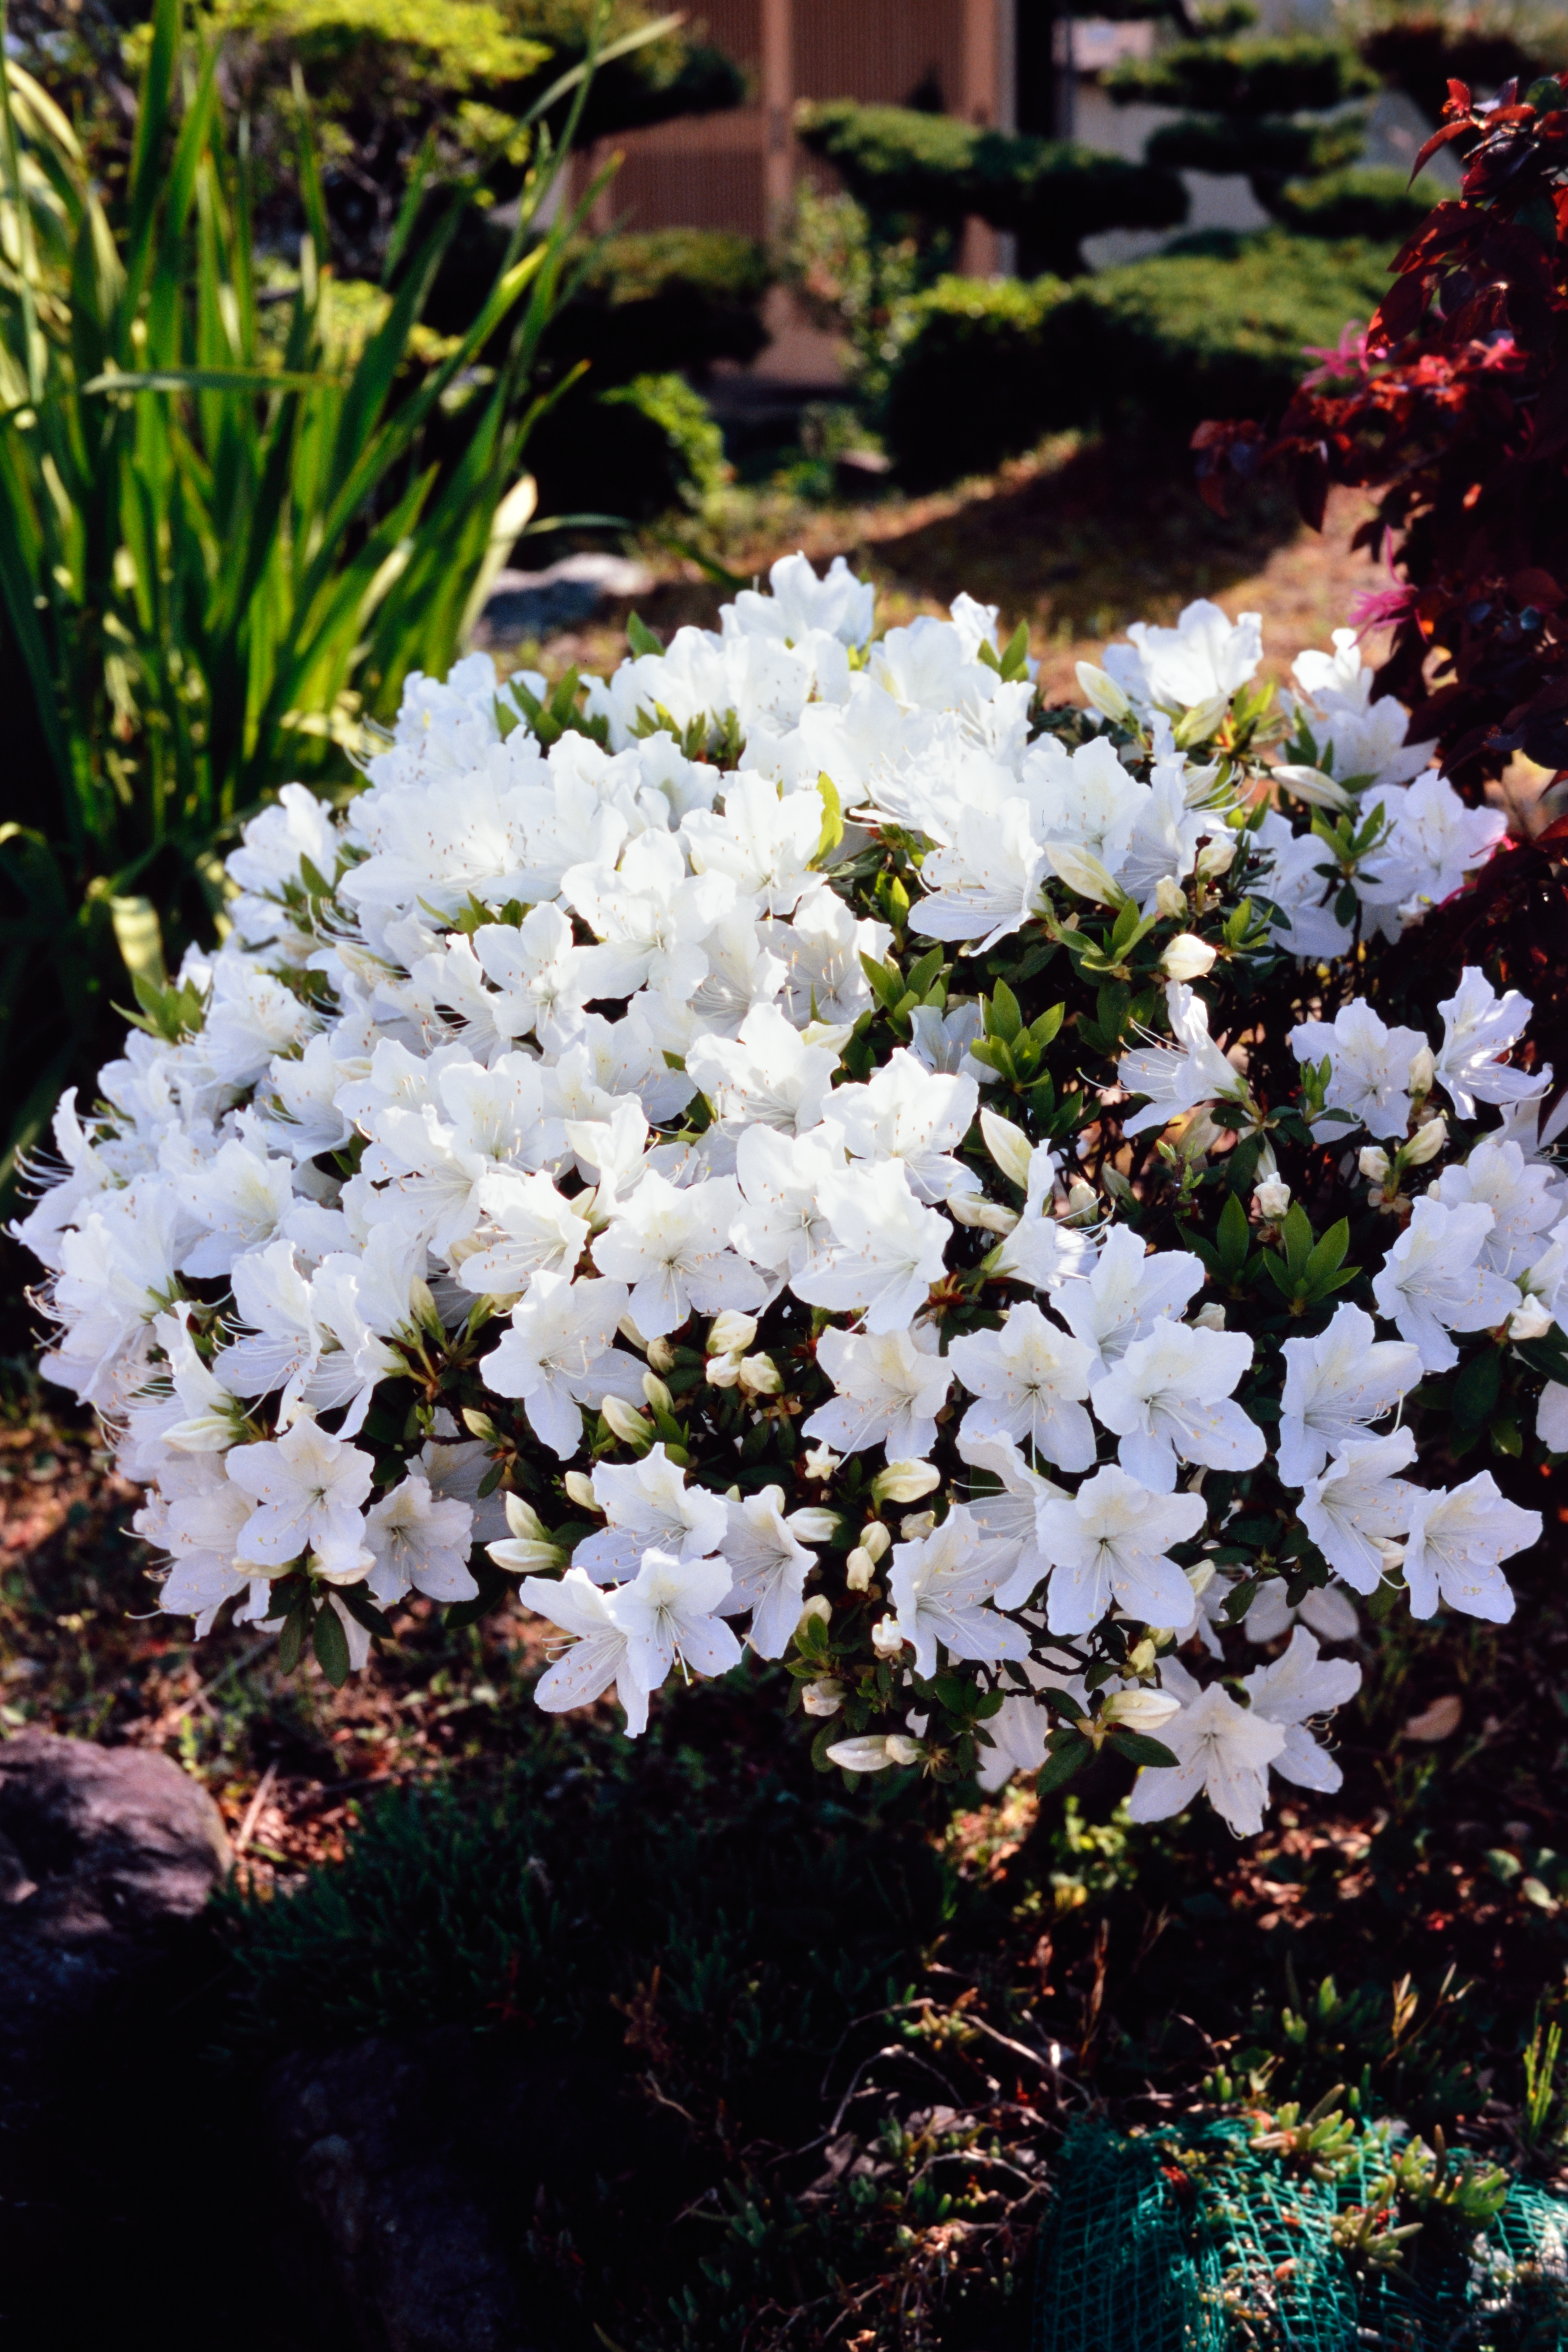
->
left=796, top=98, right=1189, bottom=279
left=547, top=228, right=772, bottom=382
left=525, top=368, right=728, bottom=523
left=1266, top=164, right=1445, bottom=241
left=880, top=232, right=1393, bottom=484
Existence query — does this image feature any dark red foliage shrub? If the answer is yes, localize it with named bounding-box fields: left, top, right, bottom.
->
left=1194, top=73, right=1568, bottom=799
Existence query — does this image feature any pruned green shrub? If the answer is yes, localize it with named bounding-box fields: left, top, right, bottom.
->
left=796, top=99, right=1188, bottom=277
left=548, top=228, right=772, bottom=382
left=528, top=369, right=726, bottom=522
left=1144, top=110, right=1369, bottom=184
left=1103, top=30, right=1378, bottom=114
left=881, top=231, right=1393, bottom=485
left=1267, top=165, right=1442, bottom=241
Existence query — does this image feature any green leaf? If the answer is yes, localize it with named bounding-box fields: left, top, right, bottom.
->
left=1217, top=1190, right=1250, bottom=1278
left=814, top=771, right=844, bottom=863
left=998, top=618, right=1030, bottom=682
left=1281, top=1202, right=1315, bottom=1277
left=277, top=1607, right=307, bottom=1675
left=1036, top=1731, right=1091, bottom=1792
left=1303, top=1218, right=1351, bottom=1290
left=1108, top=1731, right=1179, bottom=1769
left=312, top=1603, right=352, bottom=1687
left=988, top=980, right=1023, bottom=1043
left=1452, top=1346, right=1502, bottom=1431
left=626, top=610, right=663, bottom=658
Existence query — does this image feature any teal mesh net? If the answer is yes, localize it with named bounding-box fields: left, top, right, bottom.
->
left=1034, top=2116, right=1568, bottom=2352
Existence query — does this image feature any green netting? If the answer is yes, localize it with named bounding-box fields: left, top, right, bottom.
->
left=1034, top=2116, right=1568, bottom=2352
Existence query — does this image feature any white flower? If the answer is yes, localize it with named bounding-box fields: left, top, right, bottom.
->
left=724, top=550, right=874, bottom=648
left=1403, top=1472, right=1541, bottom=1623
left=592, top=1173, right=768, bottom=1339
left=1053, top=1226, right=1205, bottom=1379
left=226, top=1419, right=376, bottom=1580
left=1298, top=1429, right=1418, bottom=1592
left=575, top=1443, right=728, bottom=1585
left=563, top=828, right=735, bottom=1001
left=687, top=1002, right=844, bottom=1136
left=1433, top=1139, right=1566, bottom=1279
left=1243, top=1626, right=1362, bottom=1793
left=730, top=1124, right=844, bottom=1277
left=1365, top=773, right=1506, bottom=922
left=519, top=1567, right=650, bottom=1735
left=826, top=1047, right=980, bottom=1205
left=887, top=1505, right=1032, bottom=1678
left=789, top=1160, right=949, bottom=1333
left=1370, top=1197, right=1520, bottom=1373
left=1243, top=1577, right=1360, bottom=1647
left=1540, top=1381, right=1568, bottom=1452
left=1118, top=981, right=1249, bottom=1138
left=1090, top=1317, right=1263, bottom=1490
left=1124, top=1655, right=1285, bottom=1837
left=1105, top=598, right=1262, bottom=715
left=804, top=1326, right=954, bottom=1460
left=1253, top=1177, right=1292, bottom=1220
left=456, top=1171, right=593, bottom=1298
left=167, top=1135, right=297, bottom=1278
left=483, top=1272, right=647, bottom=1458
left=681, top=771, right=823, bottom=915
left=1032, top=1467, right=1205, bottom=1636
left=363, top=1471, right=478, bottom=1605
left=1288, top=1000, right=1431, bottom=1141
left=714, top=1485, right=838, bottom=1658
left=956, top=1428, right=1067, bottom=1612
left=910, top=801, right=1048, bottom=950
left=1277, top=1303, right=1422, bottom=1485
left=1434, top=967, right=1551, bottom=1118
left=948, top=1302, right=1096, bottom=1472
left=603, top=1547, right=743, bottom=1690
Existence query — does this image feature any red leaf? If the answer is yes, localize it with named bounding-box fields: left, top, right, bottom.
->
left=1412, top=118, right=1476, bottom=179
left=1446, top=77, right=1473, bottom=112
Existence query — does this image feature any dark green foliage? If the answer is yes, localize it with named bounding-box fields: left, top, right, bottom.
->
left=224, top=1695, right=961, bottom=2073
left=878, top=272, right=1074, bottom=489
left=1144, top=110, right=1369, bottom=184
left=796, top=99, right=1188, bottom=278
left=1359, top=17, right=1564, bottom=130
left=1103, top=31, right=1378, bottom=116
left=548, top=228, right=772, bottom=382
left=881, top=233, right=1393, bottom=486
left=1266, top=165, right=1443, bottom=243
left=527, top=368, right=726, bottom=523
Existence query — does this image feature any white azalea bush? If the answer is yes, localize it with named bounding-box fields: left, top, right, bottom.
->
left=16, top=558, right=1567, bottom=1838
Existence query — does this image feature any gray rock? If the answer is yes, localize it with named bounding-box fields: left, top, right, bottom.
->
left=0, top=1728, right=230, bottom=1938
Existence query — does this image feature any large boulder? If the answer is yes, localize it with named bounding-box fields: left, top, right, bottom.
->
left=0, top=1728, right=230, bottom=1938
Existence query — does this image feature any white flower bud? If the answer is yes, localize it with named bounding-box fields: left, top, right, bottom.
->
left=705, top=1354, right=741, bottom=1388
left=1510, top=1294, right=1555, bottom=1342
left=870, top=1616, right=906, bottom=1658
left=825, top=1735, right=893, bottom=1772
left=1194, top=835, right=1237, bottom=879
left=600, top=1396, right=651, bottom=1447
left=872, top=1459, right=941, bottom=1505
left=738, top=1353, right=783, bottom=1395
left=1359, top=1146, right=1392, bottom=1183
left=1273, top=762, right=1353, bottom=811
left=1376, top=1537, right=1406, bottom=1570
left=802, top=1678, right=845, bottom=1718
left=803, top=1445, right=841, bottom=1480
left=884, top=1733, right=924, bottom=1766
left=979, top=1107, right=1035, bottom=1188
left=1407, top=1044, right=1436, bottom=1098
left=1103, top=1687, right=1181, bottom=1732
left=563, top=1471, right=599, bottom=1511
left=1185, top=1562, right=1216, bottom=1601
left=845, top=1547, right=876, bottom=1590
left=1154, top=876, right=1188, bottom=919
left=859, top=1522, right=891, bottom=1564
left=487, top=1491, right=565, bottom=1576
left=1045, top=842, right=1126, bottom=907
left=642, top=1371, right=675, bottom=1415
left=1403, top=1113, right=1447, bottom=1165
left=646, top=1335, right=677, bottom=1374
left=1253, top=1177, right=1291, bottom=1219
left=899, top=1511, right=937, bottom=1540
left=1075, top=660, right=1133, bottom=722
left=408, top=1276, right=443, bottom=1340
left=1191, top=1302, right=1227, bottom=1331
left=1125, top=1638, right=1159, bottom=1675
left=1160, top=932, right=1218, bottom=981
left=796, top=1594, right=832, bottom=1635
left=1066, top=1178, right=1099, bottom=1222
left=707, top=1310, right=758, bottom=1359
left=948, top=1192, right=1019, bottom=1232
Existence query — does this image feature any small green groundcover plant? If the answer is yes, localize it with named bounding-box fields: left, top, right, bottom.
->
left=13, top=559, right=1568, bottom=1840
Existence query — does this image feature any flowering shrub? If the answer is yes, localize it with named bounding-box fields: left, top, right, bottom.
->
left=14, top=559, right=1566, bottom=1836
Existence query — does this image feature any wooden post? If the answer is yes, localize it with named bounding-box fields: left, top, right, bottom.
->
left=761, top=0, right=793, bottom=233
left=961, top=0, right=1000, bottom=276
